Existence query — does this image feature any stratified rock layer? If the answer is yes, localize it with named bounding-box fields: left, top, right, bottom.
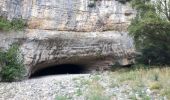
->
left=0, top=30, right=135, bottom=76
left=0, top=0, right=135, bottom=77
left=0, top=0, right=135, bottom=31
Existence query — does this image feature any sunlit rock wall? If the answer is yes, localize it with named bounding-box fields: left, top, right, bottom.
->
left=0, top=0, right=136, bottom=77
left=0, top=0, right=135, bottom=31
left=0, top=30, right=135, bottom=76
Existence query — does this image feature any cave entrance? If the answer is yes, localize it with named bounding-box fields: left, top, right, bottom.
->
left=29, top=64, right=88, bottom=78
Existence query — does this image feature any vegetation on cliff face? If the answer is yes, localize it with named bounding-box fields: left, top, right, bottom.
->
left=0, top=44, right=26, bottom=82
left=129, top=0, right=170, bottom=65
left=0, top=17, right=26, bottom=31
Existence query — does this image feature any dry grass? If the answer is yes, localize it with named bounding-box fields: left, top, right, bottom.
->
left=109, top=67, right=170, bottom=99
left=69, top=66, right=170, bottom=100
left=85, top=80, right=111, bottom=100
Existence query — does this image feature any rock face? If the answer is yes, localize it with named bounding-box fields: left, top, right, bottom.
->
left=0, top=0, right=135, bottom=31
left=0, top=0, right=136, bottom=77
left=0, top=30, right=135, bottom=77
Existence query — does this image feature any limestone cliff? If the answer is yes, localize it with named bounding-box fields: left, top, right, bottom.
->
left=0, top=0, right=135, bottom=77
left=0, top=0, right=135, bottom=31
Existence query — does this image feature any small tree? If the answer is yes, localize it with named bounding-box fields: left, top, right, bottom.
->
left=129, top=0, right=170, bottom=65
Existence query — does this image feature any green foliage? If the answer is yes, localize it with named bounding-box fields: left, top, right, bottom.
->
left=0, top=44, right=26, bottom=82
left=0, top=17, right=11, bottom=31
left=0, top=17, right=26, bottom=31
left=129, top=0, right=170, bottom=65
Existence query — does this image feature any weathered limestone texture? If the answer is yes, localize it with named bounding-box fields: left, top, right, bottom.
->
left=0, top=0, right=136, bottom=77
left=0, top=0, right=135, bottom=32
left=0, top=30, right=135, bottom=76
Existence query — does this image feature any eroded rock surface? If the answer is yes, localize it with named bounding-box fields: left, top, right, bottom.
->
left=0, top=30, right=135, bottom=76
left=0, top=0, right=136, bottom=77
left=0, top=0, right=135, bottom=31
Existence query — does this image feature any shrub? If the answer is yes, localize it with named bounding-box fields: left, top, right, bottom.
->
left=0, top=44, right=26, bottom=82
left=0, top=17, right=26, bottom=31
left=0, top=17, right=11, bottom=31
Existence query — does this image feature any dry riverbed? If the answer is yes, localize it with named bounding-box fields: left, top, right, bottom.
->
left=0, top=67, right=170, bottom=100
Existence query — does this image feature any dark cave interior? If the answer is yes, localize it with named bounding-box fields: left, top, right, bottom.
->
left=30, top=64, right=88, bottom=78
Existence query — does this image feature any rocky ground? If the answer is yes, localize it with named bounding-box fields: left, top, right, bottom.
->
left=0, top=69, right=169, bottom=100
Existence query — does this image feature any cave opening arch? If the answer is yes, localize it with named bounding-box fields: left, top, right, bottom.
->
left=29, top=64, right=89, bottom=78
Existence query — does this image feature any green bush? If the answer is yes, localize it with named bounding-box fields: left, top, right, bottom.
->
left=0, top=17, right=11, bottom=31
left=0, top=44, right=26, bottom=82
left=129, top=0, right=170, bottom=65
left=0, top=17, right=26, bottom=31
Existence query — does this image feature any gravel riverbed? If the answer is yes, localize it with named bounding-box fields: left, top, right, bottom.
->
left=0, top=72, right=167, bottom=100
